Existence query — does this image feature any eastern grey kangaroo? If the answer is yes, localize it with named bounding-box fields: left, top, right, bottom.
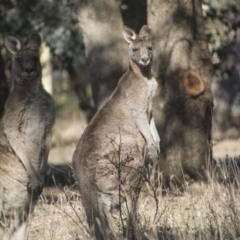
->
left=0, top=33, right=55, bottom=239
left=72, top=25, right=159, bottom=240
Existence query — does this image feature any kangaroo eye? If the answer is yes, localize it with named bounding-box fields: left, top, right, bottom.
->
left=132, top=48, right=138, bottom=52
left=16, top=57, right=22, bottom=63
left=148, top=46, right=153, bottom=51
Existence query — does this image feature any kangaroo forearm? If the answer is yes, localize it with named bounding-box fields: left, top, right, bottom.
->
left=9, top=142, right=38, bottom=178
left=39, top=155, right=48, bottom=176
left=21, top=157, right=38, bottom=179
left=39, top=135, right=51, bottom=175
left=150, top=118, right=160, bottom=144
left=135, top=117, right=155, bottom=146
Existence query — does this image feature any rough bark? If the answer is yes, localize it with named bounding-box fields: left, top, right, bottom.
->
left=76, top=0, right=128, bottom=110
left=148, top=0, right=213, bottom=189
left=0, top=49, right=9, bottom=117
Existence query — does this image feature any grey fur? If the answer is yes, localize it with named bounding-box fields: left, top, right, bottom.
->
left=72, top=25, right=159, bottom=240
left=0, top=33, right=55, bottom=239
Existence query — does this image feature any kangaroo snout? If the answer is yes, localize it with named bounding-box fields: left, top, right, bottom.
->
left=22, top=70, right=36, bottom=78
left=22, top=62, right=35, bottom=77
left=140, top=56, right=150, bottom=66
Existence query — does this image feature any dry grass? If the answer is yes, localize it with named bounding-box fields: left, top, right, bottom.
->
left=28, top=187, right=90, bottom=240
left=26, top=168, right=240, bottom=240
left=138, top=180, right=240, bottom=239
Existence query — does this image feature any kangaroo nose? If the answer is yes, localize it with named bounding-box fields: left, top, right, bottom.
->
left=141, top=57, right=149, bottom=63
left=24, top=61, right=34, bottom=74
left=23, top=64, right=35, bottom=77
left=25, top=68, right=33, bottom=74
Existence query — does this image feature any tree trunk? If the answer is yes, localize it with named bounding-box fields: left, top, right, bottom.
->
left=120, top=0, right=147, bottom=32
left=66, top=61, right=95, bottom=121
left=148, top=0, right=213, bottom=189
left=76, top=0, right=128, bottom=110
left=211, top=43, right=240, bottom=140
left=0, top=49, right=9, bottom=117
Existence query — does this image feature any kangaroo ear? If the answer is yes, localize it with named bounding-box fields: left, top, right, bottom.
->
left=183, top=70, right=205, bottom=96
left=25, top=33, right=41, bottom=51
left=139, top=25, right=151, bottom=41
left=123, top=26, right=137, bottom=43
left=4, top=33, right=22, bottom=55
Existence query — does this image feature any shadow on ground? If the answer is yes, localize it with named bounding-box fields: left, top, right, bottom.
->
left=45, top=163, right=75, bottom=188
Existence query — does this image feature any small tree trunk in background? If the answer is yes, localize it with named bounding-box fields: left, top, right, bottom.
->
left=211, top=43, right=240, bottom=140
left=0, top=49, right=9, bottom=117
left=76, top=0, right=128, bottom=110
left=66, top=61, right=95, bottom=121
left=148, top=0, right=213, bottom=189
left=120, top=0, right=147, bottom=32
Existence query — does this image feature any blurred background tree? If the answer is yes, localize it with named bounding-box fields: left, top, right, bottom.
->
left=0, top=0, right=239, bottom=138
left=0, top=0, right=91, bottom=119
left=203, top=0, right=240, bottom=139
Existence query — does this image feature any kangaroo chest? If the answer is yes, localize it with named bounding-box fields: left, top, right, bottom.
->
left=3, top=90, right=53, bottom=170
left=147, top=77, right=158, bottom=118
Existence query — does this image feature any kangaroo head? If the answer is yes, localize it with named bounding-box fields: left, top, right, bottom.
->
left=4, top=33, right=42, bottom=86
left=123, top=25, right=152, bottom=67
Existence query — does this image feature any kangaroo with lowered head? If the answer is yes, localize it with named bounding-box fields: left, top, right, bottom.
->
left=0, top=33, right=55, bottom=239
left=72, top=25, right=159, bottom=240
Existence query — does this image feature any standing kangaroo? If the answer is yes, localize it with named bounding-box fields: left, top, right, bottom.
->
left=72, top=25, right=159, bottom=240
left=0, top=33, right=55, bottom=239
